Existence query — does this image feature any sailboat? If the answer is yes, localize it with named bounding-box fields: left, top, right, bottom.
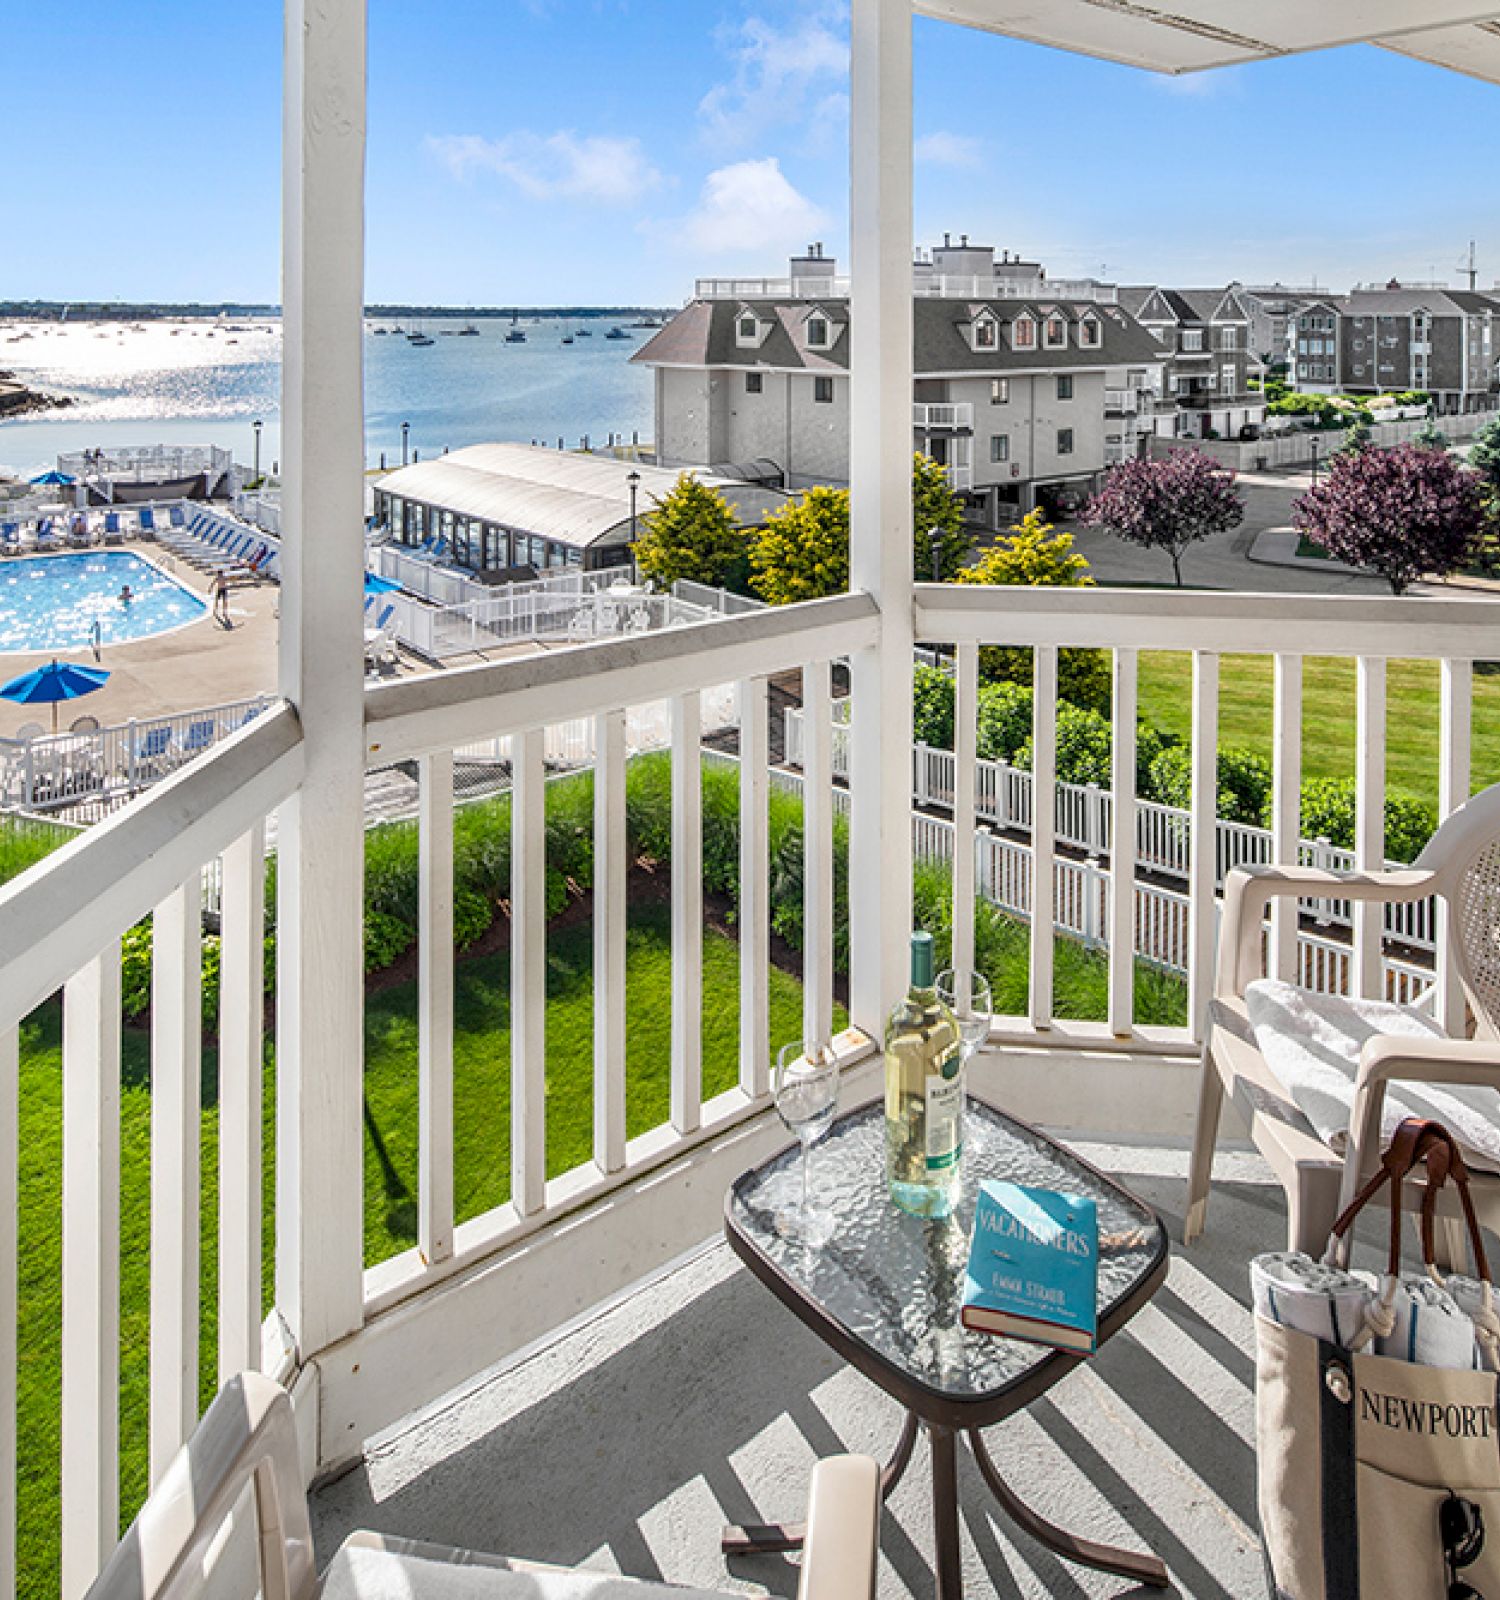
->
left=408, top=316, right=434, bottom=347
left=505, top=311, right=527, bottom=345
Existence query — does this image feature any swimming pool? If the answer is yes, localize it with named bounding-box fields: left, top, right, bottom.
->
left=0, top=551, right=207, bottom=653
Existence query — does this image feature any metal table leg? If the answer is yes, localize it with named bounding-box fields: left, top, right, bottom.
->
left=928, top=1423, right=963, bottom=1600
left=968, top=1427, right=1169, bottom=1589
left=722, top=1409, right=920, bottom=1556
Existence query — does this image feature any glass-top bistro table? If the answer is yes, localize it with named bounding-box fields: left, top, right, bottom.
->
left=723, top=1093, right=1170, bottom=1597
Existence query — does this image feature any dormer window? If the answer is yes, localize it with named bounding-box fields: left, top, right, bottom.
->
left=970, top=309, right=999, bottom=351
left=736, top=310, right=763, bottom=348
left=1043, top=315, right=1067, bottom=350
left=807, top=315, right=831, bottom=350
left=1011, top=313, right=1036, bottom=351
left=1078, top=315, right=1101, bottom=349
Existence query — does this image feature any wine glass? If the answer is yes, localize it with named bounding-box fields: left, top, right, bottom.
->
left=773, top=1040, right=840, bottom=1247
left=936, top=968, right=993, bottom=1061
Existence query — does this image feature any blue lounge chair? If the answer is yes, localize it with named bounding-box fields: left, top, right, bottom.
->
left=34, top=520, right=59, bottom=549
left=138, top=508, right=157, bottom=534
left=103, top=512, right=122, bottom=541
left=180, top=720, right=215, bottom=757
left=133, top=725, right=173, bottom=779
left=169, top=505, right=186, bottom=528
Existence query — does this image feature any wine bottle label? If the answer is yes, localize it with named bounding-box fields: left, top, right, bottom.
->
left=925, top=1068, right=963, bottom=1171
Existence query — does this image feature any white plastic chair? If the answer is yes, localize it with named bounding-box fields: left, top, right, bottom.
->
left=1188, top=781, right=1500, bottom=1256
left=83, top=1373, right=880, bottom=1600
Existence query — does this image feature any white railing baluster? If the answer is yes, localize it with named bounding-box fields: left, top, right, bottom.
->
left=1109, top=648, right=1138, bottom=1036
left=593, top=710, right=628, bottom=1171
left=671, top=692, right=703, bottom=1134
left=1029, top=646, right=1057, bottom=1027
left=218, top=823, right=265, bottom=1383
left=803, top=663, right=835, bottom=1050
left=1271, top=654, right=1303, bottom=983
left=60, top=945, right=121, bottom=1600
left=738, top=679, right=771, bottom=1099
left=419, top=752, right=455, bottom=1263
left=1439, top=658, right=1473, bottom=1033
left=511, top=729, right=547, bottom=1216
left=148, top=880, right=202, bottom=1485
left=0, top=1023, right=14, bottom=1598
left=953, top=644, right=978, bottom=977
left=1355, top=657, right=1387, bottom=1000
left=1189, top=653, right=1220, bottom=1034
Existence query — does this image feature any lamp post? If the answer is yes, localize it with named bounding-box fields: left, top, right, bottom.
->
left=627, top=469, right=641, bottom=543
left=926, top=525, right=944, bottom=582
left=1310, top=436, right=1321, bottom=488
left=401, top=421, right=410, bottom=467
left=252, top=419, right=263, bottom=481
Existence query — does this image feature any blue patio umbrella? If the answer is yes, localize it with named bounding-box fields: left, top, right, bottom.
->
left=29, top=470, right=75, bottom=487
left=1, top=658, right=110, bottom=732
left=364, top=572, right=400, bottom=596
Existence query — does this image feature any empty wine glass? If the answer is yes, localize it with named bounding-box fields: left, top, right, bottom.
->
left=773, top=1040, right=840, bottom=1246
left=936, top=968, right=993, bottom=1061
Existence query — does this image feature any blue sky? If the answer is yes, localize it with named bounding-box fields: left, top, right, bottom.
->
left=4, top=1, right=1500, bottom=306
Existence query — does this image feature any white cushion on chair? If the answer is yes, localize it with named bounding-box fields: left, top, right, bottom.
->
left=1245, top=978, right=1500, bottom=1173
left=321, top=1533, right=734, bottom=1600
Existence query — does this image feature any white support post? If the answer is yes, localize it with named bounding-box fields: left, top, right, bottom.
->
left=0, top=1024, right=15, bottom=1600
left=511, top=729, right=547, bottom=1216
left=60, top=946, right=121, bottom=1600
left=149, top=880, right=202, bottom=1486
left=1355, top=656, right=1387, bottom=1000
left=671, top=692, right=703, bottom=1134
left=1188, top=652, right=1220, bottom=1035
left=1439, top=658, right=1473, bottom=1033
left=952, top=644, right=978, bottom=977
left=1108, top=648, right=1138, bottom=1037
left=1271, top=654, right=1303, bottom=983
left=803, top=662, right=835, bottom=1050
left=218, top=823, right=265, bottom=1384
left=276, top=0, right=368, bottom=1359
left=419, top=751, right=454, bottom=1264
left=593, top=710, right=628, bottom=1172
left=1029, top=646, right=1058, bottom=1027
left=738, top=678, right=771, bottom=1099
left=847, top=0, right=914, bottom=1036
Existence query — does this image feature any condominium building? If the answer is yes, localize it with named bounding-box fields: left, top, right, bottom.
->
left=1118, top=286, right=1267, bottom=441
left=1314, top=287, right=1500, bottom=410
left=635, top=242, right=1166, bottom=525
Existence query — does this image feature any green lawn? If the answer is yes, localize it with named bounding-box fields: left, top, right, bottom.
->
left=1138, top=652, right=1500, bottom=810
left=14, top=903, right=823, bottom=1599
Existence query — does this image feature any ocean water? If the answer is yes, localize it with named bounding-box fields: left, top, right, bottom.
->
left=0, top=314, right=656, bottom=479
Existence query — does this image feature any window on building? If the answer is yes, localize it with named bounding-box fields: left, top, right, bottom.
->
left=1079, top=317, right=1101, bottom=348
left=1182, top=329, right=1204, bottom=352
left=1057, top=428, right=1074, bottom=455
left=1056, top=375, right=1073, bottom=400
left=746, top=372, right=763, bottom=394
left=806, top=316, right=830, bottom=349
left=1012, top=316, right=1036, bottom=350
left=814, top=376, right=835, bottom=404
left=973, top=317, right=997, bottom=349
left=1221, top=363, right=1236, bottom=393
left=990, top=378, right=1009, bottom=405
left=990, top=434, right=1010, bottom=463
left=1218, top=326, right=1238, bottom=350
left=1044, top=316, right=1067, bottom=349
left=738, top=315, right=758, bottom=342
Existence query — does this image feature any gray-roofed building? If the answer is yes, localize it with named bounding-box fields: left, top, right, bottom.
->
left=373, top=443, right=788, bottom=576
left=636, top=243, right=1168, bottom=526
left=1118, top=285, right=1266, bottom=443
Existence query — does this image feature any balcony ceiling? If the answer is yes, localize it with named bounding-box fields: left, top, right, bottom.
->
left=915, top=1, right=1500, bottom=84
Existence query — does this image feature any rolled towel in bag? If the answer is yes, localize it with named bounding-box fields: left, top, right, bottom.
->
left=1251, top=1252, right=1374, bottom=1347
left=1373, top=1274, right=1478, bottom=1370
left=1444, top=1275, right=1500, bottom=1370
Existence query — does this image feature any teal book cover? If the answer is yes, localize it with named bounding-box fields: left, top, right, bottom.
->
left=961, top=1180, right=1099, bottom=1353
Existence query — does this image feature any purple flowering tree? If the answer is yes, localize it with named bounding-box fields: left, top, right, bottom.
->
left=1292, top=443, right=1486, bottom=594
left=1080, top=451, right=1245, bottom=587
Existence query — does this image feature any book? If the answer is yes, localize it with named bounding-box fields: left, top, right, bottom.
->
left=961, top=1180, right=1099, bottom=1354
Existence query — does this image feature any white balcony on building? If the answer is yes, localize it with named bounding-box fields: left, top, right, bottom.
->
left=913, top=402, right=975, bottom=432
left=14, top=4, right=1500, bottom=1600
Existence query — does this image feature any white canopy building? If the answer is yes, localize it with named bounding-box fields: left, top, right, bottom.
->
left=373, top=442, right=787, bottom=575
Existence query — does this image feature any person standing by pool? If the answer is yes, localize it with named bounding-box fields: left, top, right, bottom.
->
left=89, top=618, right=102, bottom=661
left=210, top=571, right=232, bottom=628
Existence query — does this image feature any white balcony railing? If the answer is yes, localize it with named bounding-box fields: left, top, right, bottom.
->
left=1104, top=387, right=1154, bottom=414
left=913, top=402, right=975, bottom=430
left=6, top=576, right=1499, bottom=1595
left=692, top=274, right=1119, bottom=305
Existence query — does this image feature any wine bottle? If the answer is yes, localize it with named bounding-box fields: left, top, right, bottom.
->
left=885, top=930, right=964, bottom=1218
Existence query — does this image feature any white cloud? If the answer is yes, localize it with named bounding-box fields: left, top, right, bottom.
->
left=673, top=158, right=829, bottom=256
left=699, top=7, right=849, bottom=147
left=915, top=132, right=984, bottom=170
left=427, top=130, right=663, bottom=206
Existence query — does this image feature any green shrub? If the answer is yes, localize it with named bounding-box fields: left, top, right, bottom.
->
left=119, top=919, right=227, bottom=1028
left=976, top=681, right=1033, bottom=763
left=364, top=910, right=414, bottom=974
left=1147, top=744, right=1272, bottom=826
left=913, top=664, right=955, bottom=749
left=1298, top=776, right=1436, bottom=863
left=453, top=887, right=493, bottom=950
left=1017, top=702, right=1112, bottom=788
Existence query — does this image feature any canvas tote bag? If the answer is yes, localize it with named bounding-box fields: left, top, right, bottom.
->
left=1258, top=1118, right=1500, bottom=1599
